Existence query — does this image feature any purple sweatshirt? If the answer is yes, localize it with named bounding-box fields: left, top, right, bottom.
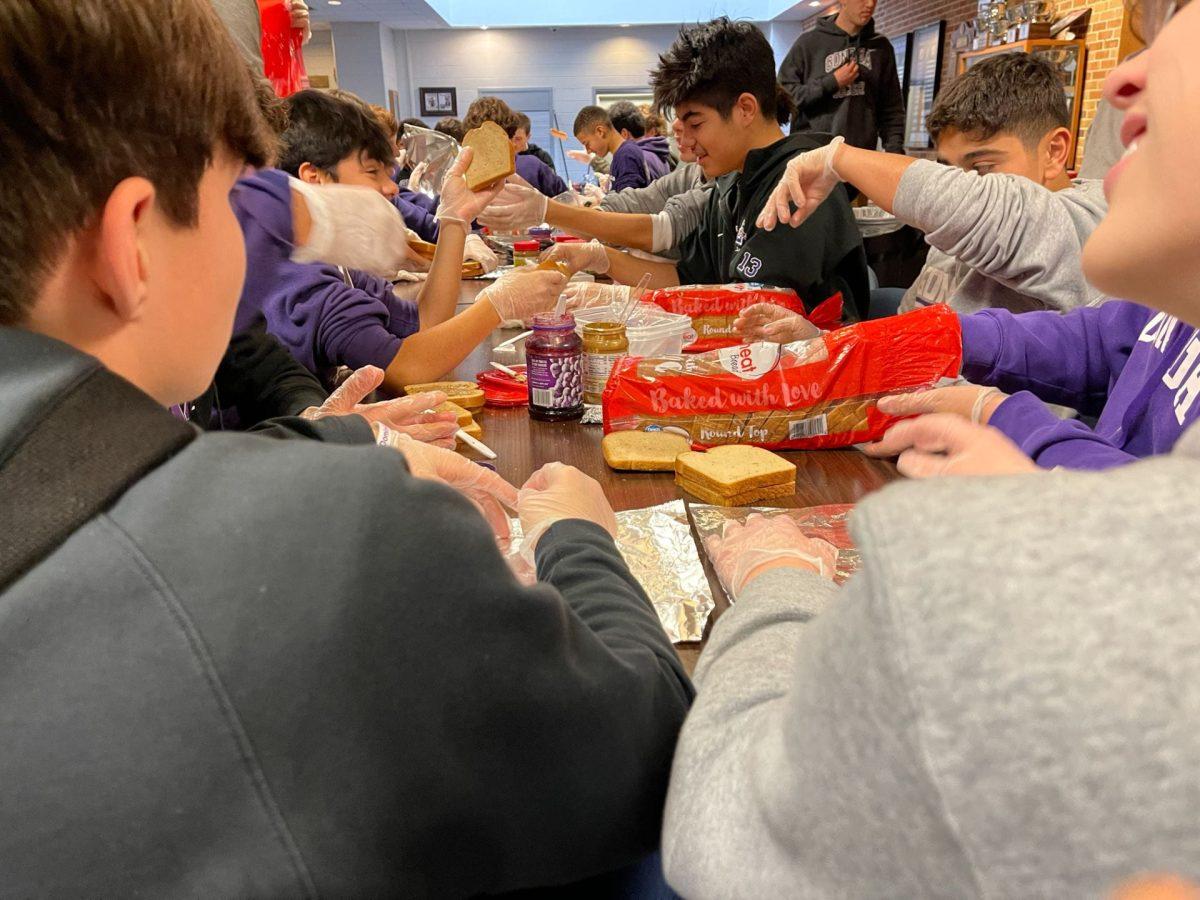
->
left=231, top=169, right=420, bottom=384
left=609, top=139, right=655, bottom=192
left=391, top=192, right=440, bottom=242
left=514, top=154, right=567, bottom=197
left=636, top=136, right=672, bottom=179
left=961, top=302, right=1200, bottom=470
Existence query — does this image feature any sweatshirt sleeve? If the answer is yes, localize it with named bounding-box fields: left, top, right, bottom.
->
left=599, top=171, right=673, bottom=215
left=875, top=44, right=907, bottom=153
left=609, top=145, right=645, bottom=193
left=987, top=391, right=1141, bottom=470
left=662, top=541, right=978, bottom=897
left=350, top=270, right=420, bottom=340
left=656, top=185, right=713, bottom=252
left=298, top=272, right=404, bottom=373
left=391, top=193, right=440, bottom=242
left=779, top=44, right=839, bottom=112
left=893, top=161, right=1098, bottom=311
left=960, top=302, right=1149, bottom=415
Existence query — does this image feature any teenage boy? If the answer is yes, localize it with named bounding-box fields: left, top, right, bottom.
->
left=608, top=101, right=673, bottom=179
left=513, top=111, right=556, bottom=169
left=463, top=97, right=568, bottom=197
left=0, top=2, right=693, bottom=895
left=551, top=19, right=868, bottom=316
left=574, top=105, right=659, bottom=193
left=235, top=90, right=562, bottom=393
left=778, top=0, right=905, bottom=154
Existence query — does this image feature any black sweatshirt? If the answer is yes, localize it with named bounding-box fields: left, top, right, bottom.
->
left=677, top=132, right=869, bottom=317
left=0, top=326, right=695, bottom=897
left=779, top=16, right=906, bottom=154
left=520, top=143, right=556, bottom=171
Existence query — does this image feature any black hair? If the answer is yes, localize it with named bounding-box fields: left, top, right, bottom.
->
left=434, top=116, right=466, bottom=143
left=651, top=17, right=790, bottom=123
left=513, top=111, right=533, bottom=134
left=573, top=105, right=611, bottom=136
left=607, top=101, right=646, bottom=138
left=278, top=90, right=395, bottom=177
left=927, top=53, right=1070, bottom=146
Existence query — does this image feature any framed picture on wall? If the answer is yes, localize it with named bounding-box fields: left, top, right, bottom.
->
left=419, top=87, right=457, bottom=117
left=890, top=32, right=912, bottom=100
left=903, top=20, right=946, bottom=150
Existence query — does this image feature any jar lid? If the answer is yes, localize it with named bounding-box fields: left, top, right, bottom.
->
left=554, top=235, right=585, bottom=244
left=531, top=312, right=576, bottom=329
left=582, top=321, right=626, bottom=334
left=513, top=240, right=540, bottom=251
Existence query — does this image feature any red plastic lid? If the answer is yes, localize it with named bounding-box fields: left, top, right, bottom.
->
left=477, top=367, right=529, bottom=407
left=513, top=240, right=540, bottom=252
left=553, top=235, right=585, bottom=243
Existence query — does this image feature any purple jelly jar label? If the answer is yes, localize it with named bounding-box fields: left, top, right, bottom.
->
left=527, top=353, right=583, bottom=410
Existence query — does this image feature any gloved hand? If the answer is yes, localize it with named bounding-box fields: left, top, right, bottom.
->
left=476, top=178, right=548, bottom=233
left=435, top=147, right=505, bottom=226
left=733, top=303, right=821, bottom=344
left=394, top=148, right=408, bottom=171
left=479, top=268, right=568, bottom=323
left=517, top=462, right=618, bottom=556
left=861, top=413, right=1039, bottom=478
left=567, top=149, right=594, bottom=164
left=463, top=233, right=499, bottom=273
left=702, top=514, right=839, bottom=599
left=581, top=183, right=606, bottom=206
left=560, top=281, right=631, bottom=313
left=407, top=158, right=430, bottom=192
left=301, top=366, right=459, bottom=449
left=288, top=0, right=311, bottom=43
left=756, top=135, right=846, bottom=232
left=540, top=239, right=610, bottom=275
left=391, top=434, right=520, bottom=549
left=875, top=385, right=1007, bottom=425
left=288, top=177, right=411, bottom=277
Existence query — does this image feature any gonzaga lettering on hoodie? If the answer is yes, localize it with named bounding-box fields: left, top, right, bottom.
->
left=962, top=302, right=1200, bottom=469
left=779, top=15, right=905, bottom=153
left=678, top=133, right=868, bottom=314
left=231, top=169, right=419, bottom=386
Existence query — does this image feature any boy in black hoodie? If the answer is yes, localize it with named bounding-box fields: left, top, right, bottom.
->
left=779, top=0, right=906, bottom=154
left=545, top=18, right=868, bottom=317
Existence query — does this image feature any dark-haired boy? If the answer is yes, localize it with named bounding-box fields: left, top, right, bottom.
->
left=574, top=104, right=663, bottom=192
left=608, top=101, right=673, bottom=179
left=235, top=90, right=563, bottom=392
left=551, top=19, right=867, bottom=316
left=513, top=111, right=556, bottom=170
left=0, top=0, right=692, bottom=893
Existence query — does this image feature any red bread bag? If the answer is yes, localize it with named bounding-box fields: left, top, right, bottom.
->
left=602, top=305, right=962, bottom=451
left=645, top=283, right=844, bottom=352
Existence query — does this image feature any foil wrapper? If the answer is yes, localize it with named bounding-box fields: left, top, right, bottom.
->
left=509, top=500, right=714, bottom=643
left=581, top=403, right=604, bottom=425
left=690, top=503, right=861, bottom=601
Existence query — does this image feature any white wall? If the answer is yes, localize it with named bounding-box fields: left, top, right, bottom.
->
left=305, top=29, right=338, bottom=89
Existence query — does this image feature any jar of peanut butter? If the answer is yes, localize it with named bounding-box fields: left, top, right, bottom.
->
left=582, top=322, right=629, bottom=406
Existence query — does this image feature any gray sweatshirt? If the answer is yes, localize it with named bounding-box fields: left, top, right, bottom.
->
left=662, top=421, right=1200, bottom=898
left=895, top=159, right=1108, bottom=314
left=210, top=0, right=263, bottom=71
left=600, top=162, right=711, bottom=254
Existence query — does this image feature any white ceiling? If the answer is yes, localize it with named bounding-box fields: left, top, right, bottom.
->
left=308, top=0, right=833, bottom=28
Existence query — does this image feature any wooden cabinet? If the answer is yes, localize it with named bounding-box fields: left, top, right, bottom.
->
left=956, top=39, right=1087, bottom=165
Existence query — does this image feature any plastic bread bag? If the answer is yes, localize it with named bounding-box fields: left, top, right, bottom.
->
left=645, top=283, right=844, bottom=353
left=602, top=304, right=963, bottom=451
left=690, top=503, right=861, bottom=600
left=258, top=0, right=307, bottom=97
left=402, top=125, right=460, bottom=198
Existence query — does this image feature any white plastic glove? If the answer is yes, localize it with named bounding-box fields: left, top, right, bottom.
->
left=560, top=281, right=631, bottom=313
left=300, top=366, right=459, bottom=449
left=582, top=183, right=606, bottom=206
left=288, top=177, right=410, bottom=277
left=540, top=239, right=610, bottom=275
left=567, top=149, right=594, bottom=165
left=391, top=434, right=520, bottom=550
left=702, top=514, right=839, bottom=599
left=288, top=0, right=312, bottom=43
left=479, top=268, right=568, bottom=323
left=861, top=413, right=1039, bottom=479
left=517, top=462, right=618, bottom=559
left=756, top=135, right=846, bottom=232
left=464, top=233, right=500, bottom=273
left=873, top=385, right=1007, bottom=427
left=732, top=303, right=821, bottom=344
left=394, top=148, right=408, bottom=171
left=476, top=179, right=548, bottom=233
left=436, top=147, right=507, bottom=227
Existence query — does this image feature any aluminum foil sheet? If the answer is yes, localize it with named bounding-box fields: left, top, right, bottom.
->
left=509, top=500, right=714, bottom=643
left=689, top=503, right=861, bottom=602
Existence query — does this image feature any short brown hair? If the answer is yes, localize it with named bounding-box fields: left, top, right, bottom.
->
left=369, top=104, right=400, bottom=141
left=0, top=0, right=272, bottom=324
left=434, top=117, right=466, bottom=143
left=927, top=53, right=1069, bottom=146
left=640, top=104, right=668, bottom=136
left=463, top=96, right=520, bottom=138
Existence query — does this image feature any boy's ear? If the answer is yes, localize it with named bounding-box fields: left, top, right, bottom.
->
left=91, top=176, right=156, bottom=322
left=734, top=92, right=761, bottom=128
left=297, top=162, right=327, bottom=185
left=1042, top=126, right=1073, bottom=180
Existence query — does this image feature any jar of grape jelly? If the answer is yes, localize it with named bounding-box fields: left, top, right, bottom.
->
left=526, top=313, right=584, bottom=422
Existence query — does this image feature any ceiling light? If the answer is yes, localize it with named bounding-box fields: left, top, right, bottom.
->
left=328, top=0, right=341, bottom=5
left=480, top=24, right=489, bottom=29
left=620, top=23, right=631, bottom=27
left=808, top=1, right=821, bottom=6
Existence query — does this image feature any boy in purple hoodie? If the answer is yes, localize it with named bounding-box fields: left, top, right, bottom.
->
left=234, top=90, right=566, bottom=394
left=574, top=104, right=665, bottom=192
left=608, top=101, right=673, bottom=180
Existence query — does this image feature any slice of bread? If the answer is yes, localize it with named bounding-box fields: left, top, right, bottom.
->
left=409, top=238, right=438, bottom=261
left=435, top=401, right=475, bottom=428
left=457, top=419, right=484, bottom=442
left=405, top=381, right=486, bottom=411
left=538, top=259, right=572, bottom=278
left=676, top=476, right=795, bottom=507
left=675, top=445, right=796, bottom=496
left=602, top=430, right=691, bottom=471
left=462, top=121, right=516, bottom=191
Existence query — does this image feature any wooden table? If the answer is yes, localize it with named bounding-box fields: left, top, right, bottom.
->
left=396, top=281, right=900, bottom=672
